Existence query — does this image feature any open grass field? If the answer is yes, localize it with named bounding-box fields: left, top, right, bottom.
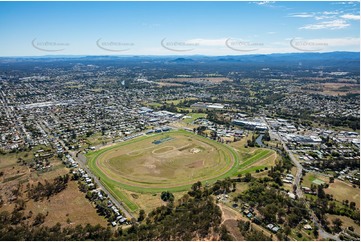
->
left=122, top=189, right=188, bottom=215
left=25, top=181, right=108, bottom=227
left=301, top=172, right=329, bottom=188
left=165, top=97, right=198, bottom=105
left=0, top=150, right=36, bottom=169
left=236, top=150, right=275, bottom=175
left=158, top=77, right=231, bottom=84
left=301, top=82, right=360, bottom=96
left=0, top=158, right=107, bottom=228
left=183, top=113, right=207, bottom=124
left=87, top=130, right=238, bottom=194
left=147, top=102, right=162, bottom=108
left=228, top=132, right=278, bottom=176
left=84, top=132, right=113, bottom=146
left=238, top=150, right=273, bottom=170
left=325, top=179, right=360, bottom=209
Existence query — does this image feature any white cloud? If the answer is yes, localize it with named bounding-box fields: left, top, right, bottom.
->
left=315, top=15, right=334, bottom=20
left=289, top=13, right=314, bottom=18
left=322, top=11, right=341, bottom=15
left=300, top=19, right=350, bottom=30
left=255, top=1, right=275, bottom=6
left=313, top=11, right=342, bottom=20
left=331, top=1, right=358, bottom=5
left=341, top=14, right=360, bottom=20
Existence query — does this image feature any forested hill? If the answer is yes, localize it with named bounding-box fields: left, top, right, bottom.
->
left=0, top=52, right=359, bottom=73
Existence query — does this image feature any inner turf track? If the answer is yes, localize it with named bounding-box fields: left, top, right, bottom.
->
left=87, top=130, right=239, bottom=193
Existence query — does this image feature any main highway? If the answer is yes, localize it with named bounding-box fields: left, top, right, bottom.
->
left=261, top=117, right=303, bottom=198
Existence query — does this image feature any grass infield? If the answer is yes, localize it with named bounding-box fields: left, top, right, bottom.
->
left=87, top=130, right=275, bottom=211
left=87, top=130, right=239, bottom=192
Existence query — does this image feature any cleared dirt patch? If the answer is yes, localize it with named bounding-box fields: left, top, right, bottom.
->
left=325, top=179, right=360, bottom=209
left=128, top=150, right=144, bottom=156
left=0, top=162, right=107, bottom=228
left=152, top=146, right=175, bottom=154
left=186, top=160, right=204, bottom=169
left=178, top=143, right=195, bottom=151
left=223, top=219, right=245, bottom=240
left=301, top=82, right=360, bottom=96
left=26, top=181, right=107, bottom=227
left=190, top=148, right=202, bottom=154
left=218, top=203, right=274, bottom=240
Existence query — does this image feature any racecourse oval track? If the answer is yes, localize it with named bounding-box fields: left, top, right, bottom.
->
left=87, top=130, right=239, bottom=193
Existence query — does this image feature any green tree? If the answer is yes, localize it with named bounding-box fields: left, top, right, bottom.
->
left=160, top=191, right=174, bottom=202
left=33, top=213, right=46, bottom=226
left=313, top=226, right=319, bottom=237
left=244, top=173, right=252, bottom=182
left=332, top=218, right=343, bottom=233
left=138, top=209, right=145, bottom=222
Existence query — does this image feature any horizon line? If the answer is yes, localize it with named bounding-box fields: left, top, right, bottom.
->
left=0, top=50, right=360, bottom=58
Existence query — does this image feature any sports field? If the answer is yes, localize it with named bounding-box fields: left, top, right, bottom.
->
left=87, top=130, right=238, bottom=194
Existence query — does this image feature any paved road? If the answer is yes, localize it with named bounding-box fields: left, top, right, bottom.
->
left=261, top=117, right=339, bottom=240
left=261, top=118, right=303, bottom=198
left=75, top=152, right=134, bottom=219
left=280, top=137, right=303, bottom=198
left=311, top=212, right=340, bottom=241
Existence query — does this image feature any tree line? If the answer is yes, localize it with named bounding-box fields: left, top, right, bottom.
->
left=27, top=175, right=69, bottom=201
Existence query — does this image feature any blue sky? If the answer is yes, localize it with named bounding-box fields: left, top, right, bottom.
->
left=0, top=1, right=359, bottom=56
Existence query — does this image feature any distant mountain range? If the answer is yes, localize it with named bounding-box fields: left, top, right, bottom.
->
left=1, top=51, right=359, bottom=61
left=0, top=52, right=359, bottom=72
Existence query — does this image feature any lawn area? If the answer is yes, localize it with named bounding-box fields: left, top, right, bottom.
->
left=229, top=132, right=255, bottom=155
left=123, top=190, right=188, bottom=215
left=0, top=151, right=35, bottom=169
left=148, top=102, right=162, bottom=108
left=301, top=172, right=329, bottom=188
left=325, top=179, right=360, bottom=209
left=165, top=97, right=197, bottom=105
left=235, top=183, right=249, bottom=193
left=238, top=165, right=268, bottom=176
left=84, top=132, right=113, bottom=146
left=228, top=133, right=277, bottom=176
left=290, top=228, right=315, bottom=241
left=236, top=149, right=274, bottom=175
left=183, top=113, right=207, bottom=124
